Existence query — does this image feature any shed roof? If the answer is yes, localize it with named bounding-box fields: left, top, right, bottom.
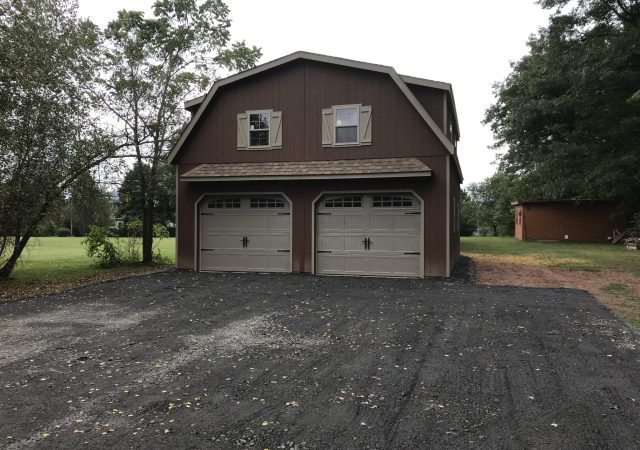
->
left=511, top=199, right=621, bottom=206
left=180, top=157, right=431, bottom=182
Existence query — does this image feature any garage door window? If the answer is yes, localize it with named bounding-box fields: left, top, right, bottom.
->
left=324, top=196, right=362, bottom=208
left=250, top=197, right=285, bottom=208
left=372, top=195, right=413, bottom=207
left=208, top=198, right=241, bottom=208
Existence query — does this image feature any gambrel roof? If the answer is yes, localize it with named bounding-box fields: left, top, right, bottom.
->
left=167, top=51, right=460, bottom=168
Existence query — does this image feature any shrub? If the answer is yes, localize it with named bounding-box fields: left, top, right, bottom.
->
left=152, top=223, right=171, bottom=264
left=119, top=219, right=142, bottom=263
left=82, top=225, right=120, bottom=267
left=56, top=227, right=72, bottom=237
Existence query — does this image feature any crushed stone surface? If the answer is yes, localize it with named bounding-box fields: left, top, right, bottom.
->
left=0, top=270, right=639, bottom=449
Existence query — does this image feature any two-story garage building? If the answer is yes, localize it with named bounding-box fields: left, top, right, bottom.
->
left=168, top=51, right=462, bottom=277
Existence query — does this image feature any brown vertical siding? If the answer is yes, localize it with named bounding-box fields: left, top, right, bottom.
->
left=177, top=157, right=451, bottom=276
left=407, top=85, right=446, bottom=132
left=516, top=203, right=625, bottom=242
left=174, top=58, right=458, bottom=277
left=175, top=60, right=450, bottom=166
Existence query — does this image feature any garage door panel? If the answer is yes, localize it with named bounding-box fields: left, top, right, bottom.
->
left=269, top=215, right=290, bottom=230
left=203, top=233, right=244, bottom=249
left=201, top=251, right=247, bottom=271
left=344, top=215, right=369, bottom=231
left=316, top=193, right=421, bottom=277
left=199, top=195, right=290, bottom=273
left=393, top=215, right=421, bottom=231
left=317, top=215, right=344, bottom=231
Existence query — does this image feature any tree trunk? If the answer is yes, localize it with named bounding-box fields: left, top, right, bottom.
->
left=0, top=233, right=32, bottom=279
left=142, top=201, right=154, bottom=264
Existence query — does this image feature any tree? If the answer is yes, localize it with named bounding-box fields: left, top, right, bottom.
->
left=460, top=190, right=478, bottom=236
left=0, top=0, right=114, bottom=278
left=65, top=172, right=113, bottom=236
left=485, top=0, right=640, bottom=211
left=466, top=173, right=518, bottom=236
left=118, top=161, right=175, bottom=228
left=100, top=0, right=261, bottom=264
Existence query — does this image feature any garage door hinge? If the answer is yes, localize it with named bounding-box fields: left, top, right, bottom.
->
left=201, top=248, right=215, bottom=251
left=404, top=252, right=420, bottom=255
left=201, top=213, right=215, bottom=216
left=404, top=212, right=420, bottom=215
left=277, top=212, right=290, bottom=216
left=317, top=250, right=332, bottom=253
left=317, top=212, right=332, bottom=215
left=277, top=249, right=290, bottom=253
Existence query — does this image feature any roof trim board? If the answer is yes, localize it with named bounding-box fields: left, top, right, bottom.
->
left=167, top=51, right=457, bottom=164
left=181, top=172, right=432, bottom=182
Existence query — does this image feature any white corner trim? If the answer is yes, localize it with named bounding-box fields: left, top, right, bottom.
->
left=446, top=157, right=451, bottom=277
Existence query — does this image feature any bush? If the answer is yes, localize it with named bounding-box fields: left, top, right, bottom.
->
left=152, top=223, right=171, bottom=264
left=119, top=219, right=142, bottom=263
left=56, top=227, right=72, bottom=237
left=82, top=226, right=120, bottom=267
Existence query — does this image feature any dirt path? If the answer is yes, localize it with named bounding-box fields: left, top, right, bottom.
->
left=472, top=257, right=640, bottom=325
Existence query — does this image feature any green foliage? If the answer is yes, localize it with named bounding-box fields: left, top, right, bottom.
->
left=152, top=223, right=171, bottom=264
left=118, top=162, right=175, bottom=227
left=102, top=0, right=260, bottom=263
left=485, top=0, right=640, bottom=211
left=56, top=228, right=72, bottom=237
left=466, top=173, right=518, bottom=236
left=119, top=219, right=143, bottom=263
left=459, top=190, right=478, bottom=236
left=66, top=172, right=113, bottom=236
left=82, top=226, right=120, bottom=267
left=0, top=0, right=114, bottom=278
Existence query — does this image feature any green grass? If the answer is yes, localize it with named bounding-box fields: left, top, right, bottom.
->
left=1, top=237, right=175, bottom=299
left=461, top=236, right=640, bottom=275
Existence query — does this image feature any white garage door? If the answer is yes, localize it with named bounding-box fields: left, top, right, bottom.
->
left=199, top=195, right=291, bottom=272
left=316, top=193, right=422, bottom=277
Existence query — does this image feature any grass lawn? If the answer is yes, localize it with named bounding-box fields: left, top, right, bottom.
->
left=461, top=236, right=640, bottom=275
left=1, top=237, right=175, bottom=300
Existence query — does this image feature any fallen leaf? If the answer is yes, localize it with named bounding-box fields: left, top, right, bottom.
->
left=551, top=422, right=559, bottom=428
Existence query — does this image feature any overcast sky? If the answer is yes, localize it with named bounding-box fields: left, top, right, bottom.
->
left=78, top=0, right=553, bottom=186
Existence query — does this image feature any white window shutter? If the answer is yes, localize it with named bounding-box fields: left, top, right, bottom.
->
left=321, top=108, right=334, bottom=146
left=270, top=111, right=282, bottom=148
left=237, top=113, right=248, bottom=149
left=359, top=105, right=372, bottom=145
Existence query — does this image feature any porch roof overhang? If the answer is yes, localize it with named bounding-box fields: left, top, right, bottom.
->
left=180, top=158, right=432, bottom=182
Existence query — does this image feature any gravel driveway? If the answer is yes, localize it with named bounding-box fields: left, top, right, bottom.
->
left=1, top=269, right=639, bottom=449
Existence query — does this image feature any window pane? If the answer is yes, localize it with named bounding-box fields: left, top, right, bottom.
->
left=336, top=126, right=357, bottom=143
left=335, top=108, right=358, bottom=126
left=249, top=113, right=269, bottom=130
left=250, top=130, right=269, bottom=146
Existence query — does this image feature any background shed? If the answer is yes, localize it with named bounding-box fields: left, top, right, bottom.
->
left=513, top=200, right=626, bottom=242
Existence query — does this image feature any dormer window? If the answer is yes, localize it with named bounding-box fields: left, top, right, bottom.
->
left=335, top=106, right=358, bottom=144
left=236, top=110, right=282, bottom=150
left=322, top=104, right=372, bottom=147
left=249, top=112, right=270, bottom=147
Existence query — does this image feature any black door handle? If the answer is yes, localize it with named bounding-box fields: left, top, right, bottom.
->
left=362, top=238, right=367, bottom=250
left=362, top=237, right=371, bottom=250
left=241, top=236, right=249, bottom=248
left=366, top=237, right=371, bottom=250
